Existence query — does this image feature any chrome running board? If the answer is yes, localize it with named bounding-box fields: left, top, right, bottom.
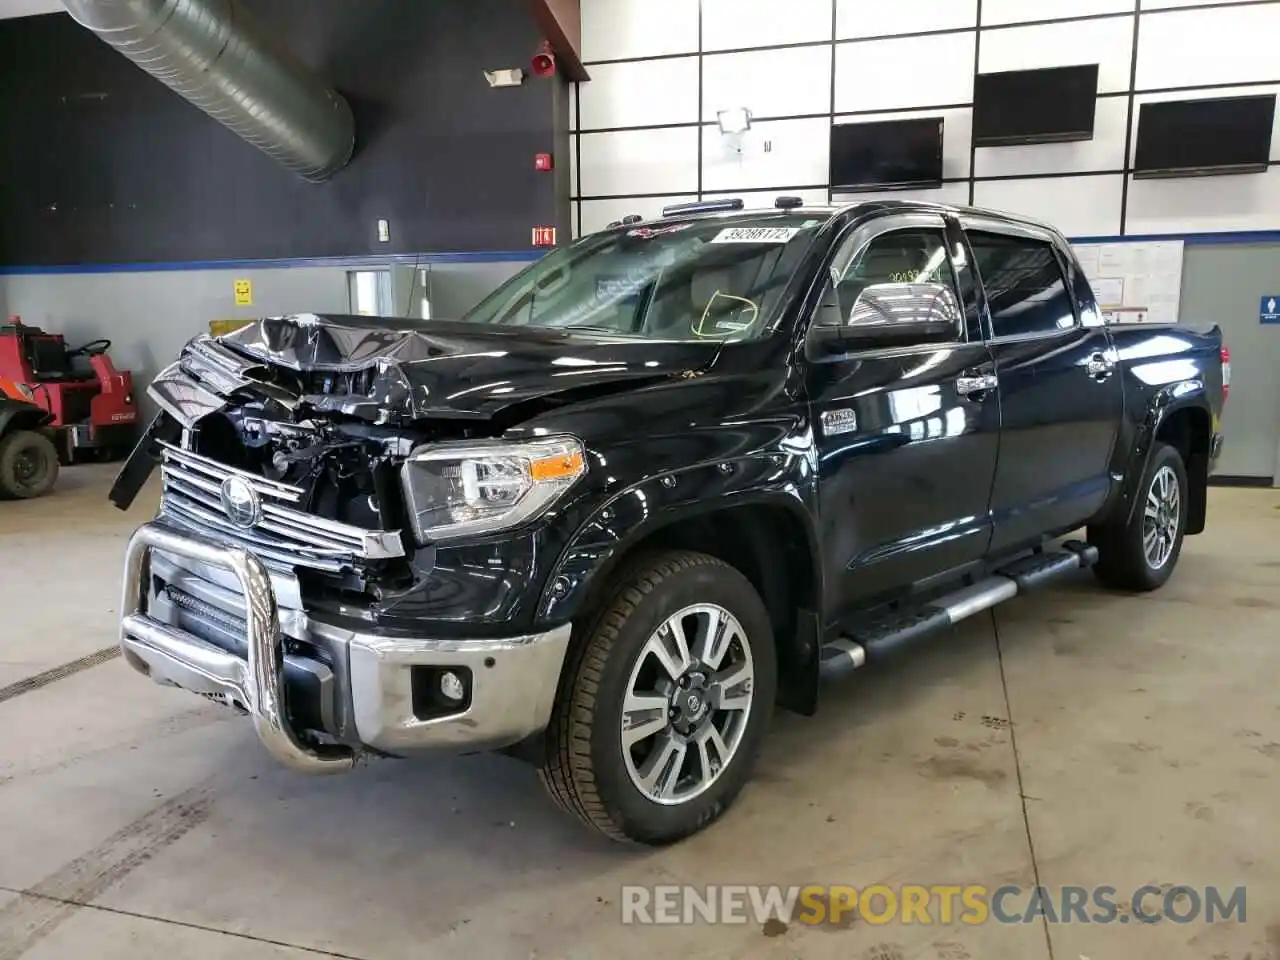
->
left=820, top=542, right=1099, bottom=682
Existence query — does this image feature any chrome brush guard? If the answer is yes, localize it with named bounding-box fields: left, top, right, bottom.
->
left=119, top=521, right=355, bottom=773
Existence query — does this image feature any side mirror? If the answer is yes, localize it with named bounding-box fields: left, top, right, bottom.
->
left=811, top=281, right=962, bottom=352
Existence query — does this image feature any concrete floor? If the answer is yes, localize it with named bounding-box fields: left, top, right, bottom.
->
left=1, top=465, right=1278, bottom=960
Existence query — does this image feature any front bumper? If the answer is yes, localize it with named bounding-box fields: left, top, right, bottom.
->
left=119, top=522, right=572, bottom=773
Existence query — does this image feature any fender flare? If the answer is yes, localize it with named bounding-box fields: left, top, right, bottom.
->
left=536, top=456, right=823, bottom=626
left=1117, top=388, right=1212, bottom=528
left=0, top=401, right=53, bottom=440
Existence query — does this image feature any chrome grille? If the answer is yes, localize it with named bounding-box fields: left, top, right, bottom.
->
left=157, top=441, right=404, bottom=574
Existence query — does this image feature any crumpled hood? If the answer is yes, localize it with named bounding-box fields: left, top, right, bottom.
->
left=209, top=313, right=720, bottom=422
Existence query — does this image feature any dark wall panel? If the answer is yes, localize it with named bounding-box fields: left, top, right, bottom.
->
left=0, top=0, right=568, bottom=265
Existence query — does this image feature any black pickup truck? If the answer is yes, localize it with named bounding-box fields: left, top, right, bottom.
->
left=110, top=198, right=1227, bottom=845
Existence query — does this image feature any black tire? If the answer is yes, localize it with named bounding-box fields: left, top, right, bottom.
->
left=0, top=429, right=59, bottom=499
left=1090, top=442, right=1187, bottom=591
left=540, top=550, right=777, bottom=845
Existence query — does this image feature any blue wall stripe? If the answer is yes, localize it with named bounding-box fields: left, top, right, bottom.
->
left=1069, top=229, right=1280, bottom=246
left=0, top=249, right=546, bottom=276
left=2, top=228, right=1280, bottom=276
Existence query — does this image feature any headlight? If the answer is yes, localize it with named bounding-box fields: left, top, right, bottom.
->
left=400, top=436, right=587, bottom=543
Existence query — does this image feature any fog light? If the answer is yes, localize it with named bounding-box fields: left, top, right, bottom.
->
left=440, top=671, right=466, bottom=703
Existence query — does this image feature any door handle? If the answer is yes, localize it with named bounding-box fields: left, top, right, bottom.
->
left=955, top=374, right=998, bottom=397
left=1086, top=351, right=1117, bottom=379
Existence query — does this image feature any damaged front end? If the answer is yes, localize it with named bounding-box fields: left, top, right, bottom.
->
left=110, top=316, right=603, bottom=772
left=109, top=329, right=434, bottom=608
left=111, top=319, right=483, bottom=518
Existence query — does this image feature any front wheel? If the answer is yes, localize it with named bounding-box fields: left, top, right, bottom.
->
left=0, top=429, right=60, bottom=499
left=540, top=551, right=777, bottom=844
left=1090, top=442, right=1187, bottom=591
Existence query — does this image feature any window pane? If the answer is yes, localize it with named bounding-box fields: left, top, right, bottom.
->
left=847, top=229, right=955, bottom=287
left=376, top=270, right=394, bottom=315
left=967, top=232, right=1075, bottom=337
left=815, top=228, right=956, bottom=327
left=348, top=270, right=394, bottom=317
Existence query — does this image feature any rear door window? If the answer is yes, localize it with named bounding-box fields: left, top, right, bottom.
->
left=967, top=231, right=1077, bottom=338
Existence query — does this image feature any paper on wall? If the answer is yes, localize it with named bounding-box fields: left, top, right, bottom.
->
left=1073, top=245, right=1101, bottom=279
left=1097, top=245, right=1130, bottom=275
left=1091, top=277, right=1124, bottom=307
left=1127, top=276, right=1152, bottom=309
left=1069, top=240, right=1184, bottom=325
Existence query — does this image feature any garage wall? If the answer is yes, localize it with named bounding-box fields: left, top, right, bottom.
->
left=426, top=262, right=530, bottom=319
left=1179, top=243, right=1280, bottom=481
left=0, top=0, right=556, bottom=410
left=0, top=0, right=569, bottom=266
left=569, top=0, right=1280, bottom=239
left=1, top=267, right=348, bottom=421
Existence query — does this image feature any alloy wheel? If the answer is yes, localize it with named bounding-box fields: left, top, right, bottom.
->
left=1143, top=464, right=1180, bottom=570
left=620, top=603, right=755, bottom=805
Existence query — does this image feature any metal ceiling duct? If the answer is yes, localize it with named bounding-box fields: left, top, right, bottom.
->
left=62, top=0, right=355, bottom=182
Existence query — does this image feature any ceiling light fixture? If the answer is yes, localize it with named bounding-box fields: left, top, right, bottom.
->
left=484, top=68, right=525, bottom=88
left=717, top=107, right=753, bottom=136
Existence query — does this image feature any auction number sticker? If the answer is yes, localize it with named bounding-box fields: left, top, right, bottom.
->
left=711, top=226, right=802, bottom=244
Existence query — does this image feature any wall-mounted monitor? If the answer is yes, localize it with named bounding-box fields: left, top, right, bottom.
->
left=830, top=117, right=944, bottom=191
left=1133, top=94, right=1276, bottom=179
left=972, top=64, right=1099, bottom=147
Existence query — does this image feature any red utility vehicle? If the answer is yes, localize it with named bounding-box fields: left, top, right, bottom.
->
left=0, top=316, right=137, bottom=461
left=0, top=377, right=59, bottom=498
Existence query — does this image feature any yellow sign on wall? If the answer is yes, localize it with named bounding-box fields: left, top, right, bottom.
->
left=233, top=278, right=254, bottom=306
left=209, top=318, right=255, bottom=338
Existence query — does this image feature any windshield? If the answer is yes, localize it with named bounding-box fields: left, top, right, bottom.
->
left=462, top=213, right=826, bottom=341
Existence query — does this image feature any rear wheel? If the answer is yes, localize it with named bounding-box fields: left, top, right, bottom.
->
left=0, top=429, right=59, bottom=499
left=1090, top=442, right=1187, bottom=591
left=540, top=550, right=777, bottom=844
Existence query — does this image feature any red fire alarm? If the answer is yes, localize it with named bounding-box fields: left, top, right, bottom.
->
left=534, top=152, right=554, bottom=171
left=532, top=225, right=557, bottom=247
